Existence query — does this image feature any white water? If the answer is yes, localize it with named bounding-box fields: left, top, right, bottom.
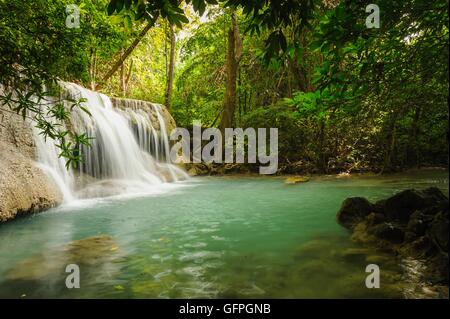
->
left=31, top=83, right=188, bottom=203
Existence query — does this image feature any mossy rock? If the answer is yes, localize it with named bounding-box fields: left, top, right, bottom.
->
left=7, top=235, right=119, bottom=281
left=285, top=176, right=310, bottom=184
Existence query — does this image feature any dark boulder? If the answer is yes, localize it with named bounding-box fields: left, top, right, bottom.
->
left=336, top=197, right=374, bottom=229
left=404, top=211, right=433, bottom=242
left=431, top=251, right=449, bottom=284
left=384, top=188, right=448, bottom=223
left=373, top=199, right=387, bottom=214
left=336, top=187, right=449, bottom=286
left=427, top=209, right=449, bottom=253
left=369, top=222, right=405, bottom=244
left=366, top=212, right=385, bottom=226
left=421, top=199, right=449, bottom=216
left=422, top=187, right=449, bottom=203
left=400, top=235, right=437, bottom=259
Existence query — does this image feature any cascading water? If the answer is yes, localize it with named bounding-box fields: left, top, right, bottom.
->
left=31, top=82, right=188, bottom=203
left=32, top=125, right=75, bottom=203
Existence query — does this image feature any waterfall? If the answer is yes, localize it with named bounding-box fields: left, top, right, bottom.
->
left=31, top=82, right=188, bottom=202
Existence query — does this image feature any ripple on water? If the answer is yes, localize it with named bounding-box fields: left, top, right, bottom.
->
left=178, top=251, right=223, bottom=262
left=0, top=172, right=447, bottom=298
left=183, top=242, right=208, bottom=248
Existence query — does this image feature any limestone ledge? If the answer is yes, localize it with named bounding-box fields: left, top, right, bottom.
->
left=0, top=91, right=175, bottom=223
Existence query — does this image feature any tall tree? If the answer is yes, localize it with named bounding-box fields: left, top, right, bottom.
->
left=165, top=23, right=176, bottom=109
left=219, top=12, right=242, bottom=133
left=120, top=55, right=133, bottom=97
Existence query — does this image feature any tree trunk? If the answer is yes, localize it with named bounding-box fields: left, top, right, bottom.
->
left=219, top=13, right=242, bottom=134
left=124, top=59, right=133, bottom=96
left=407, top=105, right=422, bottom=167
left=165, top=23, right=176, bottom=110
left=89, top=48, right=97, bottom=90
left=97, top=22, right=152, bottom=90
left=317, top=119, right=327, bottom=173
left=381, top=113, right=398, bottom=174
left=120, top=50, right=125, bottom=96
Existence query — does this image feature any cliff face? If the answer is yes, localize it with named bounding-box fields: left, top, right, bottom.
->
left=0, top=91, right=176, bottom=223
left=0, top=109, right=62, bottom=222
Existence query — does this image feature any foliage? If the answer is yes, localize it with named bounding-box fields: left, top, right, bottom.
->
left=0, top=0, right=448, bottom=173
left=311, top=0, right=449, bottom=170
left=0, top=0, right=133, bottom=166
left=106, top=0, right=317, bottom=61
left=241, top=103, right=309, bottom=164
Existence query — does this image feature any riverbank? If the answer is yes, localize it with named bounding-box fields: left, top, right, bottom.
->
left=183, top=162, right=449, bottom=177
left=1, top=155, right=448, bottom=224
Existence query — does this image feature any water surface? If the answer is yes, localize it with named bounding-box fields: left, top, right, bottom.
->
left=0, top=170, right=448, bottom=298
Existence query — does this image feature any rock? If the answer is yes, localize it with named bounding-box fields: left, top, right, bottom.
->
left=366, top=212, right=385, bottom=226
left=7, top=235, right=119, bottom=281
left=422, top=187, right=449, bottom=203
left=341, top=248, right=370, bottom=262
left=365, top=254, right=390, bottom=264
left=0, top=109, right=63, bottom=222
left=351, top=222, right=377, bottom=244
left=430, top=251, right=449, bottom=284
left=373, top=199, right=386, bottom=214
left=285, top=176, right=310, bottom=184
left=337, top=188, right=449, bottom=287
left=421, top=201, right=448, bottom=216
left=184, top=163, right=210, bottom=176
left=399, top=236, right=436, bottom=259
left=221, top=163, right=250, bottom=175
left=384, top=188, right=448, bottom=222
left=404, top=211, right=433, bottom=242
left=111, top=98, right=177, bottom=133
left=336, top=197, right=374, bottom=229
left=369, top=222, right=404, bottom=244
left=428, top=209, right=449, bottom=253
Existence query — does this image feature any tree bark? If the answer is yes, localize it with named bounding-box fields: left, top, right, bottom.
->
left=381, top=112, right=398, bottom=174
left=407, top=105, right=422, bottom=167
left=219, top=13, right=242, bottom=134
left=165, top=23, right=176, bottom=110
left=120, top=57, right=133, bottom=97
left=317, top=119, right=327, bottom=173
left=89, top=48, right=97, bottom=90
left=125, top=59, right=133, bottom=95
left=97, top=22, right=152, bottom=90
left=120, top=50, right=125, bottom=96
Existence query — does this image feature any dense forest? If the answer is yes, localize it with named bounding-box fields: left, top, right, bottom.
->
left=0, top=0, right=449, bottom=301
left=1, top=0, right=448, bottom=174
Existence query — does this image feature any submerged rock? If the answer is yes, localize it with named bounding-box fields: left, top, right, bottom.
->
left=7, top=235, right=119, bottom=281
left=365, top=254, right=391, bottom=264
left=336, top=187, right=449, bottom=285
left=428, top=209, right=449, bottom=253
left=285, top=176, right=310, bottom=184
left=368, top=222, right=404, bottom=244
left=336, top=197, right=374, bottom=229
left=341, top=248, right=371, bottom=262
